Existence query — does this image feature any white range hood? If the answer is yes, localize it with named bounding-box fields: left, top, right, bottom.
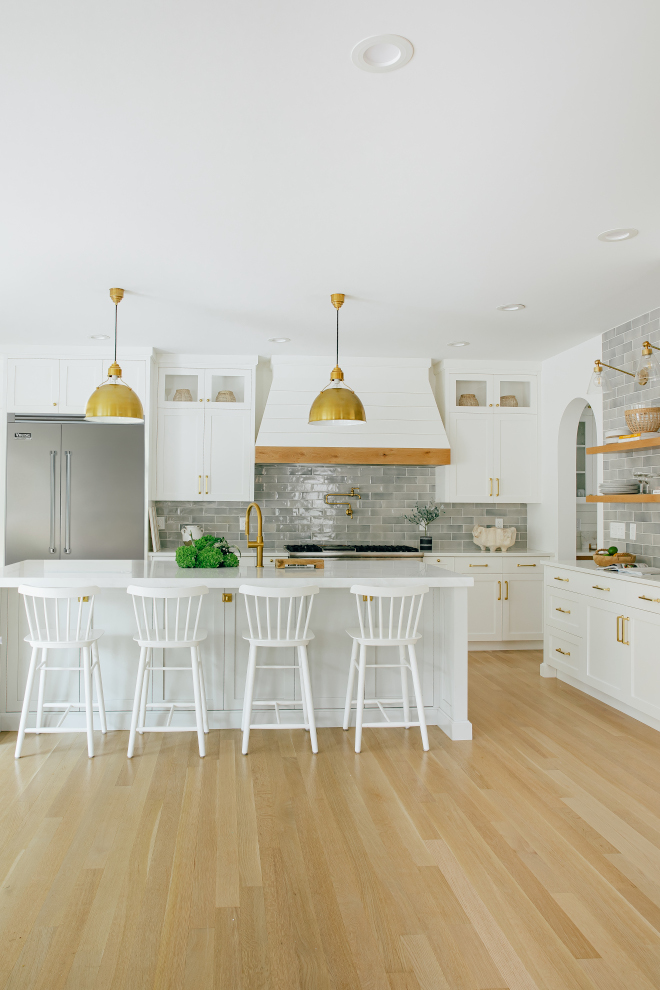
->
left=256, top=356, right=450, bottom=464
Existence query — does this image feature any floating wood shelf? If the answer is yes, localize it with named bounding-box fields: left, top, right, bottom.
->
left=586, top=494, right=660, bottom=503
left=587, top=437, right=660, bottom=455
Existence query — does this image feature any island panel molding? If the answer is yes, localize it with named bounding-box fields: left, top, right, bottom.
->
left=255, top=446, right=451, bottom=465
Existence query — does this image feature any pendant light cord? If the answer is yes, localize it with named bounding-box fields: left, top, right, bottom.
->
left=114, top=305, right=118, bottom=366
left=336, top=307, right=339, bottom=367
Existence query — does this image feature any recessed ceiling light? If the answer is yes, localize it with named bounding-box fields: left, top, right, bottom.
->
left=448, top=341, right=470, bottom=347
left=497, top=303, right=526, bottom=311
left=90, top=334, right=110, bottom=339
left=268, top=337, right=290, bottom=343
left=598, top=228, right=639, bottom=241
left=351, top=35, right=414, bottom=73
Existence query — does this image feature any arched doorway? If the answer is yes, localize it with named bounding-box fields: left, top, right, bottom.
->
left=556, top=396, right=602, bottom=561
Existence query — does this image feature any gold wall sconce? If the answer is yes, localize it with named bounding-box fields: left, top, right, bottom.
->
left=324, top=487, right=361, bottom=518
left=590, top=340, right=660, bottom=393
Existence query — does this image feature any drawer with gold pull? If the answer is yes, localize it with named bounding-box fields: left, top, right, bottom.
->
left=546, top=590, right=583, bottom=634
left=545, top=627, right=581, bottom=674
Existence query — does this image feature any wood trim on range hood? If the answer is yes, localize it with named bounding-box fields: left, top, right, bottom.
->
left=255, top=446, right=450, bottom=465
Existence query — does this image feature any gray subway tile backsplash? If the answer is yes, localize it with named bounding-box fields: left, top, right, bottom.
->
left=155, top=464, right=527, bottom=553
left=602, top=306, right=660, bottom=564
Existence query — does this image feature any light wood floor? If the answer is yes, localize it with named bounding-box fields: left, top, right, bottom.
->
left=2, top=650, right=660, bottom=989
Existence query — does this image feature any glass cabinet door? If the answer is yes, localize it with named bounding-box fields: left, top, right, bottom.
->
left=493, top=375, right=537, bottom=413
left=448, top=374, right=494, bottom=413
left=204, top=370, right=251, bottom=407
left=158, top=368, right=204, bottom=406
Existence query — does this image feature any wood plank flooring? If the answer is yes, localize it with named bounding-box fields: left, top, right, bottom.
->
left=2, top=649, right=660, bottom=989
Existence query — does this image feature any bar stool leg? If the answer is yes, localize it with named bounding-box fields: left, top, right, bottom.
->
left=408, top=644, right=429, bottom=751
left=138, top=648, right=152, bottom=734
left=298, top=645, right=318, bottom=754
left=15, top=647, right=40, bottom=758
left=298, top=654, right=309, bottom=731
left=128, top=647, right=148, bottom=758
left=343, top=638, right=359, bottom=730
left=354, top=644, right=367, bottom=754
left=242, top=644, right=258, bottom=755
left=35, top=648, right=47, bottom=734
left=92, top=641, right=107, bottom=734
left=190, top=647, right=206, bottom=757
left=82, top=646, right=95, bottom=758
left=198, top=658, right=209, bottom=733
left=400, top=646, right=411, bottom=728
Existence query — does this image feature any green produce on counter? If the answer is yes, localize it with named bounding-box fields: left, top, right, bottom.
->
left=176, top=534, right=240, bottom=569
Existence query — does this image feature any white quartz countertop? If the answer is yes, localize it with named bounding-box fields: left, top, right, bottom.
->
left=547, top=559, right=660, bottom=587
left=0, top=559, right=473, bottom=589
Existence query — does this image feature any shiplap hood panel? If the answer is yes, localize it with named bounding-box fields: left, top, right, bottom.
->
left=256, top=357, right=450, bottom=464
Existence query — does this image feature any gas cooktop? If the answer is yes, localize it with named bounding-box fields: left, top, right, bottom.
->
left=284, top=543, right=423, bottom=559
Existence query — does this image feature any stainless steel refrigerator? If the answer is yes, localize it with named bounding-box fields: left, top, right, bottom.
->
left=6, top=416, right=144, bottom=564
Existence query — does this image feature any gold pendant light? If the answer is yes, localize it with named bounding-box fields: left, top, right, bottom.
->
left=308, top=294, right=366, bottom=426
left=85, top=288, right=144, bottom=423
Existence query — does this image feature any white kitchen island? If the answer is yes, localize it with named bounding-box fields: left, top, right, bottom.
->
left=0, top=558, right=473, bottom=740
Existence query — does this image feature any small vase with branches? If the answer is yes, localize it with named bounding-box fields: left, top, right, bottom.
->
left=404, top=502, right=442, bottom=551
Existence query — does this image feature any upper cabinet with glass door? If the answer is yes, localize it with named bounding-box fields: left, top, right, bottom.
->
left=158, top=367, right=252, bottom=408
left=445, top=372, right=537, bottom=414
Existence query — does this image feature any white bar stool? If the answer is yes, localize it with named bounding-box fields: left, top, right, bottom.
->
left=15, top=585, right=107, bottom=759
left=126, top=585, right=209, bottom=758
left=239, top=584, right=319, bottom=755
left=343, top=584, right=430, bottom=753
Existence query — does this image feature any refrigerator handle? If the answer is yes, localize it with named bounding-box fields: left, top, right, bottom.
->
left=64, top=450, right=72, bottom=554
left=49, top=450, right=58, bottom=554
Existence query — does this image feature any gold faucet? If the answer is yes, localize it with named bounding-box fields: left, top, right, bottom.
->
left=324, top=487, right=361, bottom=518
left=245, top=502, right=264, bottom=567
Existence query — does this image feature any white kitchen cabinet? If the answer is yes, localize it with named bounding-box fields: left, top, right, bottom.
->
left=435, top=361, right=541, bottom=503
left=7, top=357, right=148, bottom=415
left=155, top=361, right=256, bottom=502
left=543, top=563, right=660, bottom=732
left=427, top=554, right=549, bottom=644
left=7, top=359, right=60, bottom=412
left=59, top=360, right=104, bottom=414
left=501, top=573, right=544, bottom=639
left=156, top=408, right=205, bottom=499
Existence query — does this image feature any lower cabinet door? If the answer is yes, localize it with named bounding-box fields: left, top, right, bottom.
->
left=502, top=575, right=543, bottom=639
left=467, top=575, right=503, bottom=640
left=628, top=606, right=660, bottom=720
left=585, top=599, right=631, bottom=700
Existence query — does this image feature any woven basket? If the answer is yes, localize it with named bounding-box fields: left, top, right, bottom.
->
left=458, top=393, right=479, bottom=406
left=624, top=407, right=660, bottom=433
left=215, top=390, right=236, bottom=402
left=173, top=388, right=193, bottom=402
left=593, top=551, right=636, bottom=566
left=500, top=394, right=518, bottom=407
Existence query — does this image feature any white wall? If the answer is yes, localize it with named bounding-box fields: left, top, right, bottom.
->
left=528, top=335, right=603, bottom=558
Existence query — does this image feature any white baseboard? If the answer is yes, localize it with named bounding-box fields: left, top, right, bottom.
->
left=469, top=640, right=543, bottom=651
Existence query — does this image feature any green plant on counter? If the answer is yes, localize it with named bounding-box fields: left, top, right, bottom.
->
left=176, top=534, right=240, bottom=569
left=403, top=502, right=443, bottom=535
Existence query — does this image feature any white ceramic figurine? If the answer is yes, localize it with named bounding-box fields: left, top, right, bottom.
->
left=472, top=524, right=516, bottom=552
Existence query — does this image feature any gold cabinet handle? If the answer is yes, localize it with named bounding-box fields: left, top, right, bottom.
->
left=489, top=478, right=493, bottom=496
left=518, top=563, right=536, bottom=567
left=617, top=615, right=630, bottom=645
left=198, top=475, right=202, bottom=495
left=205, top=475, right=209, bottom=495
left=504, top=580, right=508, bottom=600
left=555, top=607, right=571, bottom=614
left=592, top=585, right=610, bottom=592
left=554, top=576, right=569, bottom=582
left=616, top=615, right=622, bottom=643
left=496, top=478, right=500, bottom=496
left=556, top=647, right=570, bottom=656
left=639, top=595, right=660, bottom=603
left=497, top=581, right=501, bottom=601
left=469, top=563, right=489, bottom=567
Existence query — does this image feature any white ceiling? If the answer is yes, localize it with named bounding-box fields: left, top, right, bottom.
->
left=3, top=1, right=660, bottom=361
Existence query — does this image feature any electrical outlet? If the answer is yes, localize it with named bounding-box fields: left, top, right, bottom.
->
left=156, top=516, right=165, bottom=530
left=610, top=522, right=626, bottom=539
left=239, top=518, right=245, bottom=532
left=629, top=523, right=637, bottom=540
left=495, top=517, right=503, bottom=528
